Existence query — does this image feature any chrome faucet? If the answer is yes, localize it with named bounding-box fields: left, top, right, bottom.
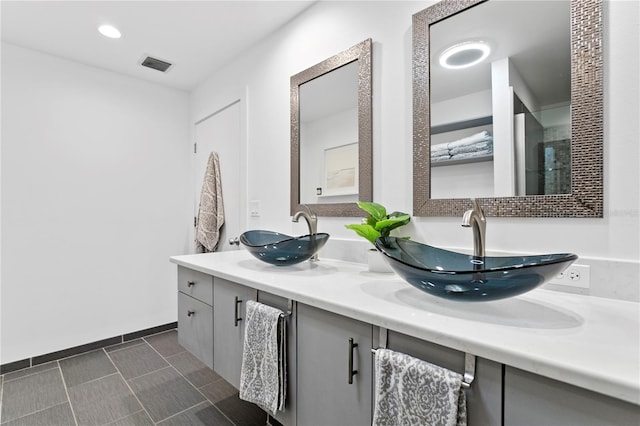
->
left=292, top=205, right=319, bottom=261
left=462, top=199, right=486, bottom=258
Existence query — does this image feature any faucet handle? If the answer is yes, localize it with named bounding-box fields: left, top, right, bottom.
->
left=300, top=204, right=316, bottom=218
left=470, top=198, right=485, bottom=218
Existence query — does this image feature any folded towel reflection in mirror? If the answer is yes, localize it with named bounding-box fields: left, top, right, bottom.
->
left=430, top=130, right=494, bottom=162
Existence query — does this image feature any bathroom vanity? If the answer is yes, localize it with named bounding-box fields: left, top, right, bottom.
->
left=171, top=251, right=639, bottom=425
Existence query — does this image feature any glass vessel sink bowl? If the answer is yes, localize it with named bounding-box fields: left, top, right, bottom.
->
left=240, top=230, right=329, bottom=266
left=374, top=237, right=577, bottom=302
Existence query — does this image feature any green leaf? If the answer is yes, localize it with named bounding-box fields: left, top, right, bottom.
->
left=388, top=211, right=410, bottom=220
left=374, top=214, right=411, bottom=236
left=347, top=203, right=411, bottom=243
left=357, top=201, right=386, bottom=222
left=344, top=223, right=381, bottom=244
left=365, top=216, right=377, bottom=227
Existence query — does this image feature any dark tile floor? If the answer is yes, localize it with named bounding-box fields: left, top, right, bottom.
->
left=0, top=330, right=270, bottom=426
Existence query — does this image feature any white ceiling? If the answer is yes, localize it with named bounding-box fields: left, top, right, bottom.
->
left=1, top=1, right=315, bottom=91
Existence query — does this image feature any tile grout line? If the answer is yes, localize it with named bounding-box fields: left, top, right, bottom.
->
left=104, top=408, right=148, bottom=426
left=66, top=371, right=122, bottom=389
left=104, top=340, right=146, bottom=355
left=0, top=401, right=73, bottom=426
left=141, top=334, right=238, bottom=426
left=1, top=366, right=84, bottom=426
left=1, top=363, right=59, bottom=384
left=0, top=368, right=69, bottom=425
left=55, top=362, right=79, bottom=426
left=122, top=364, right=174, bottom=383
left=155, top=400, right=212, bottom=425
left=102, top=347, right=157, bottom=425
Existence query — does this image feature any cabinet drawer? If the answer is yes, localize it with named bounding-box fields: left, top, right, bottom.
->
left=178, top=292, right=213, bottom=369
left=178, top=266, right=213, bottom=305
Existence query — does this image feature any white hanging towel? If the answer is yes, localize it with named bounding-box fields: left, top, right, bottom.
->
left=196, top=152, right=225, bottom=253
left=373, top=348, right=467, bottom=426
left=239, top=301, right=287, bottom=415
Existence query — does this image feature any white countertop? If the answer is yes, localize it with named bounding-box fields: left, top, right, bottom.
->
left=170, top=250, right=640, bottom=405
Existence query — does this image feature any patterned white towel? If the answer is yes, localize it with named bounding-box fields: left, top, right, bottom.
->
left=373, top=348, right=467, bottom=426
left=196, top=151, right=225, bottom=253
left=239, top=301, right=286, bottom=415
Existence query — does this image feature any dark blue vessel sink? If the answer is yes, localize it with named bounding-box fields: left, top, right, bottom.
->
left=240, top=230, right=329, bottom=266
left=374, top=237, right=577, bottom=302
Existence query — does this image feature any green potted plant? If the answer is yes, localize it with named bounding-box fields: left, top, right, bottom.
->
left=345, top=201, right=411, bottom=272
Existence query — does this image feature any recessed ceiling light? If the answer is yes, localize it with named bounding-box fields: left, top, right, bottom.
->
left=98, top=25, right=121, bottom=39
left=439, top=41, right=490, bottom=69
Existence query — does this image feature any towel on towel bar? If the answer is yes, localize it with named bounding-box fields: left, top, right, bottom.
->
left=239, top=301, right=287, bottom=415
left=196, top=151, right=225, bottom=253
left=373, top=348, right=467, bottom=426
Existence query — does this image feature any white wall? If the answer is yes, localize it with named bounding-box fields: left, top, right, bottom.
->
left=191, top=1, right=639, bottom=300
left=192, top=1, right=421, bottom=233
left=1, top=43, right=191, bottom=364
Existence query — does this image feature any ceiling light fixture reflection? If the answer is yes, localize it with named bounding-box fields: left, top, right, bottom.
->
left=98, top=24, right=121, bottom=39
left=439, top=41, right=490, bottom=69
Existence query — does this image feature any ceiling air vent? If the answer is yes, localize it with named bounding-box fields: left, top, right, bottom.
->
left=141, top=56, right=172, bottom=72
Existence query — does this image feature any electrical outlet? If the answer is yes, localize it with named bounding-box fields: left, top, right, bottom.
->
left=548, top=264, right=590, bottom=289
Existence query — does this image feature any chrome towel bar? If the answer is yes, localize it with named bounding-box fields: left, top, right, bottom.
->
left=371, top=327, right=476, bottom=389
left=254, top=289, right=293, bottom=316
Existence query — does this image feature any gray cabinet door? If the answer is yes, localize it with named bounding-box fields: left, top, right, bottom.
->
left=297, top=303, right=373, bottom=426
left=212, top=277, right=255, bottom=389
left=178, top=292, right=213, bottom=369
left=385, top=330, right=502, bottom=426
left=504, top=366, right=640, bottom=426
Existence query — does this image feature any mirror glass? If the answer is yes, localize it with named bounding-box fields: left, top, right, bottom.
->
left=430, top=1, right=570, bottom=198
left=299, top=61, right=359, bottom=204
left=413, top=0, right=603, bottom=217
left=291, top=39, right=372, bottom=217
